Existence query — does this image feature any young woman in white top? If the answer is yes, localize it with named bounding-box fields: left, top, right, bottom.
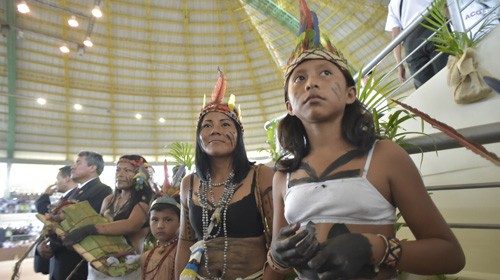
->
left=267, top=1, right=465, bottom=279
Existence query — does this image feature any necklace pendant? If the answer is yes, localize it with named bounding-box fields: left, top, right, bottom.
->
left=211, top=208, right=222, bottom=225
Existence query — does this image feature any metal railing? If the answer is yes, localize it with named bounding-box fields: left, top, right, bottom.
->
left=355, top=0, right=500, bottom=98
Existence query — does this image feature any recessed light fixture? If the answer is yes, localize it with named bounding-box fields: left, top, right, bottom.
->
left=158, top=117, right=166, bottom=123
left=68, top=15, right=79, bottom=27
left=91, top=5, right=103, bottom=18
left=59, top=45, right=70, bottom=53
left=73, top=103, right=83, bottom=110
left=36, top=98, right=47, bottom=105
left=17, top=1, right=30, bottom=14
left=135, top=113, right=142, bottom=120
left=83, top=37, right=93, bottom=48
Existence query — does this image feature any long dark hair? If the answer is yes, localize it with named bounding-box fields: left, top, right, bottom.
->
left=195, top=114, right=253, bottom=184
left=110, top=155, right=154, bottom=220
left=277, top=61, right=376, bottom=172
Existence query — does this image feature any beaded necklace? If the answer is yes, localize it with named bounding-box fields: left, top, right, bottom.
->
left=199, top=171, right=236, bottom=280
left=141, top=237, right=178, bottom=280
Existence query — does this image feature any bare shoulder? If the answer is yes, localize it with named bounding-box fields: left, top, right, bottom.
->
left=373, top=139, right=413, bottom=166
left=272, top=170, right=288, bottom=197
left=102, top=194, right=113, bottom=207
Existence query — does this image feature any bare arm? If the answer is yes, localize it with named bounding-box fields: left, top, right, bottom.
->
left=95, top=202, right=149, bottom=236
left=391, top=27, right=406, bottom=82
left=256, top=165, right=285, bottom=280
left=175, top=174, right=196, bottom=279
left=383, top=140, right=465, bottom=274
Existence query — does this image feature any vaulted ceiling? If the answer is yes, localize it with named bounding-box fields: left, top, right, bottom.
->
left=0, top=0, right=393, bottom=163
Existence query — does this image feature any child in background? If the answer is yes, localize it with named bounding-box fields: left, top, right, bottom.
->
left=140, top=196, right=180, bottom=280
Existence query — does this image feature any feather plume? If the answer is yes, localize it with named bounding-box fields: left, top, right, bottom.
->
left=392, top=99, right=500, bottom=166
left=211, top=67, right=226, bottom=103
left=162, top=159, right=172, bottom=191
left=299, top=0, right=313, bottom=34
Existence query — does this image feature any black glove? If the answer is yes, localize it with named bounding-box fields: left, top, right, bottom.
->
left=63, top=224, right=98, bottom=247
left=308, top=232, right=377, bottom=280
left=270, top=221, right=320, bottom=269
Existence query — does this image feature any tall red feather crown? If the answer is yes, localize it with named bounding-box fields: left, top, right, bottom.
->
left=199, top=68, right=243, bottom=129
left=284, top=0, right=349, bottom=81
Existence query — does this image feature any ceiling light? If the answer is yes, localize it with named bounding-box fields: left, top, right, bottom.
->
left=83, top=37, right=93, bottom=48
left=68, top=15, right=79, bottom=27
left=17, top=1, right=30, bottom=14
left=73, top=103, right=83, bottom=110
left=59, top=45, right=70, bottom=53
left=36, top=98, right=46, bottom=105
left=91, top=5, right=102, bottom=18
left=135, top=113, right=142, bottom=120
left=158, top=117, right=166, bottom=123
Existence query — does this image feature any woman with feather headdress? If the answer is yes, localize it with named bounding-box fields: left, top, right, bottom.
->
left=63, top=154, right=155, bottom=279
left=175, top=69, right=281, bottom=279
left=268, top=1, right=465, bottom=279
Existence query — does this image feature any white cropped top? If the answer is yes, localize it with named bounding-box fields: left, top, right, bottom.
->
left=284, top=142, right=396, bottom=226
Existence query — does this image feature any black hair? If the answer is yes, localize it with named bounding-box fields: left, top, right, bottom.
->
left=278, top=60, right=377, bottom=172
left=58, top=165, right=72, bottom=178
left=109, top=155, right=154, bottom=221
left=195, top=114, right=253, bottom=184
left=78, top=151, right=105, bottom=175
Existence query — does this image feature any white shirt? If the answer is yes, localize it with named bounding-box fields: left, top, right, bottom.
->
left=77, top=177, right=97, bottom=189
left=385, top=0, right=434, bottom=31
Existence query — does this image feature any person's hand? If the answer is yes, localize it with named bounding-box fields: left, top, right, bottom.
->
left=270, top=221, right=320, bottom=269
left=308, top=233, right=377, bottom=280
left=63, top=224, right=98, bottom=247
left=44, top=183, right=58, bottom=196
left=397, top=64, right=406, bottom=83
left=37, top=239, right=54, bottom=259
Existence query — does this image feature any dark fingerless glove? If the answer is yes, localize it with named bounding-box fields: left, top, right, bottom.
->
left=309, top=233, right=377, bottom=279
left=63, top=224, right=98, bottom=246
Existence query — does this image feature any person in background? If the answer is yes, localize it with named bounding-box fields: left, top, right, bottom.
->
left=35, top=165, right=77, bottom=215
left=268, top=1, right=465, bottom=279
left=34, top=165, right=77, bottom=275
left=175, top=69, right=280, bottom=280
left=38, top=151, right=112, bottom=280
left=63, top=154, right=154, bottom=280
left=385, top=0, right=449, bottom=88
left=141, top=196, right=181, bottom=280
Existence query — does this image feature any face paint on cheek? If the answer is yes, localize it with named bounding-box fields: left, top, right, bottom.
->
left=225, top=132, right=236, bottom=146
left=330, top=85, right=342, bottom=101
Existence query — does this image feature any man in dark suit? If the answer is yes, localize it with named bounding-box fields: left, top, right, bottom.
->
left=34, top=165, right=77, bottom=274
left=37, top=151, right=112, bottom=280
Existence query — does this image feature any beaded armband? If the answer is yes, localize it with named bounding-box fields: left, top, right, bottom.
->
left=266, top=250, right=290, bottom=273
left=376, top=234, right=402, bottom=268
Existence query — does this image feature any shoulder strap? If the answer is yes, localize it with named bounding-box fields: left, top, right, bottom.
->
left=253, top=165, right=272, bottom=249
left=363, top=141, right=378, bottom=177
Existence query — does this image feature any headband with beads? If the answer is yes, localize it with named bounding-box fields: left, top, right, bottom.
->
left=198, top=68, right=243, bottom=130
left=284, top=0, right=350, bottom=83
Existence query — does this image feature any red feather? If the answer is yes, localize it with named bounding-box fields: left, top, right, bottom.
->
left=392, top=99, right=500, bottom=166
left=162, top=159, right=172, bottom=190
left=299, top=0, right=313, bottom=30
left=211, top=67, right=227, bottom=104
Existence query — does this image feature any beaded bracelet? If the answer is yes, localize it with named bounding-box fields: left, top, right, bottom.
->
left=266, top=250, right=290, bottom=273
left=376, top=234, right=402, bottom=268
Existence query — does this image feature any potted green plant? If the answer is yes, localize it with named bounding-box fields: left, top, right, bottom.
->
left=421, top=0, right=493, bottom=103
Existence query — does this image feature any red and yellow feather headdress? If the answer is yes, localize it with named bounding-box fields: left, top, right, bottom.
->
left=284, top=0, right=349, bottom=81
left=199, top=68, right=243, bottom=129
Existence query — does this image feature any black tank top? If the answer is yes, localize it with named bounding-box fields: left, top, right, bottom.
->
left=188, top=170, right=264, bottom=240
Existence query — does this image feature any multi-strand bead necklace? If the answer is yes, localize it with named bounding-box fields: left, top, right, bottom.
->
left=199, top=171, right=236, bottom=280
